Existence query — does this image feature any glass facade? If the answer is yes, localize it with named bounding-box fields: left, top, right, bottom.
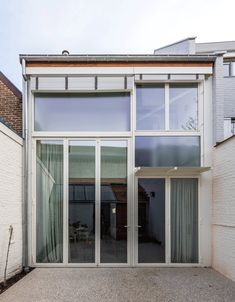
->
left=34, top=81, right=202, bottom=266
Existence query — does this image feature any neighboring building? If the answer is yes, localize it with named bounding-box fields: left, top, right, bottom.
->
left=20, top=52, right=214, bottom=268
left=0, top=72, right=22, bottom=135
left=155, top=37, right=235, bottom=280
left=0, top=73, right=23, bottom=282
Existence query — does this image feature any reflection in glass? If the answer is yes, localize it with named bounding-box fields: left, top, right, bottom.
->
left=138, top=179, right=165, bottom=263
left=34, top=93, right=130, bottom=132
left=68, top=141, right=95, bottom=263
left=169, top=84, right=198, bottom=130
left=136, top=85, right=165, bottom=130
left=36, top=140, right=63, bottom=263
left=135, top=136, right=200, bottom=167
left=101, top=141, right=128, bottom=263
left=171, top=178, right=198, bottom=263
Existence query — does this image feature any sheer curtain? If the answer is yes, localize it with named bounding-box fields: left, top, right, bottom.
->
left=171, top=178, right=198, bottom=263
left=36, top=141, right=63, bottom=263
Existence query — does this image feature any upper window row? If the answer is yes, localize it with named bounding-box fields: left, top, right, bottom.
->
left=137, top=84, right=198, bottom=131
left=34, top=84, right=198, bottom=132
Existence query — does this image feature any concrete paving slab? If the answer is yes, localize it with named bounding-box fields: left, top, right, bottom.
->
left=0, top=268, right=235, bottom=302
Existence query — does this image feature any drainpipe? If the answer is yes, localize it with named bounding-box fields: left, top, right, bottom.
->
left=22, top=59, right=29, bottom=271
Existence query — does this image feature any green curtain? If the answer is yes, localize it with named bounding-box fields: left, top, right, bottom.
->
left=36, top=141, right=63, bottom=263
left=171, top=178, right=198, bottom=263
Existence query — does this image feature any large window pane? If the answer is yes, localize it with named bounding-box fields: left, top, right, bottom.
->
left=36, top=140, right=63, bottom=263
left=35, top=93, right=130, bottom=131
left=169, top=84, right=198, bottom=130
left=136, top=85, right=165, bottom=130
left=135, top=136, right=200, bottom=167
left=138, top=179, right=165, bottom=263
left=101, top=141, right=128, bottom=263
left=171, top=178, right=198, bottom=263
left=68, top=141, right=95, bottom=263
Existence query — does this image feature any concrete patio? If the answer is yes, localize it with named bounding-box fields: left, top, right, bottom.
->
left=0, top=268, right=235, bottom=302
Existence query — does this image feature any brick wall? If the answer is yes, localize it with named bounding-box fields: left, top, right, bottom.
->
left=0, top=122, right=23, bottom=282
left=0, top=73, right=22, bottom=135
left=212, top=136, right=235, bottom=281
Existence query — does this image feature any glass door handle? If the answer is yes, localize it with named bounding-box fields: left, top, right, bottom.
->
left=124, top=225, right=130, bottom=228
left=136, top=225, right=142, bottom=228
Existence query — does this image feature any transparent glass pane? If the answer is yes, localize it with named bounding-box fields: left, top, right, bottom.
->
left=35, top=93, right=130, bottom=131
left=68, top=141, right=95, bottom=263
left=138, top=179, right=165, bottom=263
left=135, top=136, right=200, bottom=167
left=101, top=141, right=128, bottom=263
left=169, top=84, right=198, bottom=130
left=171, top=178, right=198, bottom=263
left=136, top=85, right=165, bottom=130
left=36, top=140, right=63, bottom=263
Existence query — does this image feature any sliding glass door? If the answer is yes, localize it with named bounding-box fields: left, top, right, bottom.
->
left=136, top=177, right=199, bottom=265
left=100, top=141, right=128, bottom=263
left=36, top=138, right=129, bottom=265
left=68, top=141, right=96, bottom=263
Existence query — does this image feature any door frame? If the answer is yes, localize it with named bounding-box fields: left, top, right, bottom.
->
left=31, top=137, right=132, bottom=267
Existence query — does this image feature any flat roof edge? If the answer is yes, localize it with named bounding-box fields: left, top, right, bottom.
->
left=19, top=54, right=217, bottom=64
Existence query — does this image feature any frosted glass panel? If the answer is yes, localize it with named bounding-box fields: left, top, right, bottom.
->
left=136, top=85, right=165, bottom=130
left=35, top=93, right=130, bottom=131
left=169, top=84, right=198, bottom=130
left=135, top=136, right=200, bottom=167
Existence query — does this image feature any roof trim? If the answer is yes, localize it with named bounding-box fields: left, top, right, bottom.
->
left=215, top=135, right=235, bottom=147
left=0, top=72, right=22, bottom=99
left=19, top=54, right=217, bottom=64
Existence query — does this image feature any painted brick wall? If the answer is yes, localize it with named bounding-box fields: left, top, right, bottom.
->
left=213, top=56, right=224, bottom=143
left=212, top=136, right=235, bottom=281
left=0, top=123, right=23, bottom=282
left=0, top=76, right=22, bottom=135
left=224, top=77, right=235, bottom=117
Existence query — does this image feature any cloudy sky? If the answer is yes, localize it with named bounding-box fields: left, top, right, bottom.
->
left=1, top=0, right=235, bottom=89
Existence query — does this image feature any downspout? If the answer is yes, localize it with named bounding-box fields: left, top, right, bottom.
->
left=22, top=59, right=29, bottom=270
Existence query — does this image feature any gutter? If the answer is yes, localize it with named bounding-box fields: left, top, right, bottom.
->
left=19, top=54, right=217, bottom=64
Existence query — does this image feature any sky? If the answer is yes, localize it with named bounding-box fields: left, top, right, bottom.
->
left=1, top=0, right=235, bottom=90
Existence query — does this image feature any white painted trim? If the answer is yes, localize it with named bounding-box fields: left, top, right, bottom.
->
left=26, top=66, right=213, bottom=76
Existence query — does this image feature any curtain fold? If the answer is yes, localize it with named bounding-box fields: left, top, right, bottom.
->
left=171, top=178, right=198, bottom=263
left=36, top=141, right=63, bottom=263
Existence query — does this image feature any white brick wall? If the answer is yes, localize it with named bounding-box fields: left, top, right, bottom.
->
left=212, top=136, right=235, bottom=281
left=0, top=122, right=23, bottom=282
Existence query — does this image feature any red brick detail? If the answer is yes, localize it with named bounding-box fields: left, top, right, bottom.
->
left=0, top=76, right=22, bottom=135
